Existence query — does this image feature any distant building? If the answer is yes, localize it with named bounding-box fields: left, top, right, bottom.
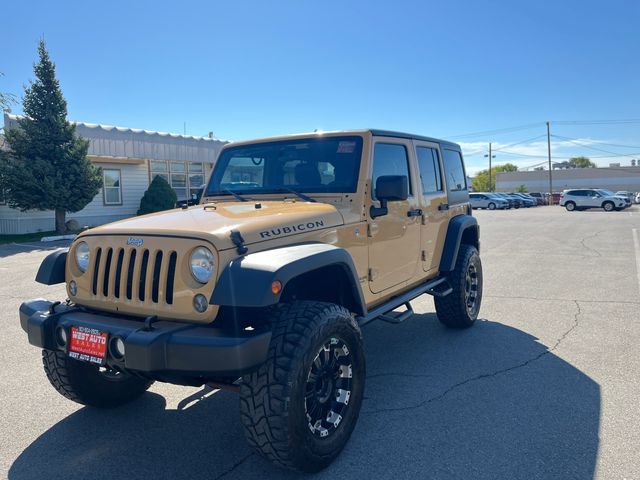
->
left=0, top=113, right=226, bottom=234
left=496, top=166, right=640, bottom=193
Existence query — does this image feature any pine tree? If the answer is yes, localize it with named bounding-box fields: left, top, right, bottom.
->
left=137, top=175, right=177, bottom=215
left=0, top=40, right=102, bottom=233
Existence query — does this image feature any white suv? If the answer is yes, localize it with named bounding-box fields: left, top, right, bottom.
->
left=560, top=189, right=627, bottom=212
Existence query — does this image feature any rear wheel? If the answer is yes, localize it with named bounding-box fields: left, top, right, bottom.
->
left=240, top=301, right=365, bottom=472
left=42, top=350, right=153, bottom=408
left=565, top=201, right=576, bottom=211
left=435, top=245, right=483, bottom=329
left=602, top=201, right=614, bottom=212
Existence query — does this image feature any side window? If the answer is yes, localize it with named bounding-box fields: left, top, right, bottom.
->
left=416, top=147, right=442, bottom=195
left=371, top=143, right=411, bottom=199
left=442, top=149, right=467, bottom=192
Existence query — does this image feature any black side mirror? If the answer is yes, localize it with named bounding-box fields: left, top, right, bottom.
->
left=370, top=175, right=409, bottom=218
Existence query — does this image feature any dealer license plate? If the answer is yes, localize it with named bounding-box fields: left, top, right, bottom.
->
left=68, top=326, right=108, bottom=365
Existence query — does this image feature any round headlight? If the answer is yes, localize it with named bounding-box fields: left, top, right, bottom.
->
left=190, top=247, right=215, bottom=284
left=75, top=242, right=90, bottom=273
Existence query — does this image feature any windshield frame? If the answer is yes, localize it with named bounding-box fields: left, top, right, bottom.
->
left=204, top=135, right=364, bottom=199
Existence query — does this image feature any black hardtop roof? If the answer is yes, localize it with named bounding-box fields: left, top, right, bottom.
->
left=369, top=129, right=460, bottom=149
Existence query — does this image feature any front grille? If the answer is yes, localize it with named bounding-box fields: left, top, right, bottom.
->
left=91, top=247, right=177, bottom=305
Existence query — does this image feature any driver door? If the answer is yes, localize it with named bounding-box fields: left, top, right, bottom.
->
left=367, top=139, right=421, bottom=293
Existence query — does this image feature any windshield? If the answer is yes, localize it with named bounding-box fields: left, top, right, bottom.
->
left=597, top=189, right=615, bottom=196
left=205, top=136, right=363, bottom=198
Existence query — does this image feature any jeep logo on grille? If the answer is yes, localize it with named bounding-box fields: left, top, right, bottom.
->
left=126, top=237, right=144, bottom=247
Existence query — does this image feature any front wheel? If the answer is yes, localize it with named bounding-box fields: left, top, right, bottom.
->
left=488, top=202, right=496, bottom=210
left=602, top=201, right=614, bottom=212
left=240, top=301, right=365, bottom=472
left=435, top=245, right=483, bottom=329
left=42, top=350, right=153, bottom=408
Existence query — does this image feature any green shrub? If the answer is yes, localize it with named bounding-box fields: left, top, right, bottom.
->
left=137, top=175, right=177, bottom=215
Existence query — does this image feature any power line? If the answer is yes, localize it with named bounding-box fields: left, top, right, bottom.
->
left=563, top=140, right=640, bottom=149
left=551, top=134, right=639, bottom=159
left=553, top=118, right=640, bottom=125
left=450, top=118, right=640, bottom=139
left=448, top=122, right=544, bottom=139
left=494, top=150, right=548, bottom=158
left=461, top=150, right=489, bottom=157
left=495, top=148, right=640, bottom=160
left=492, top=134, right=547, bottom=152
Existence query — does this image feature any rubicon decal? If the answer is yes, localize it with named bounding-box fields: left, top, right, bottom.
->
left=260, top=220, right=325, bottom=238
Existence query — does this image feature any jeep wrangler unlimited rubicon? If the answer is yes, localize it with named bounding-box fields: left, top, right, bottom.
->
left=19, top=130, right=482, bottom=472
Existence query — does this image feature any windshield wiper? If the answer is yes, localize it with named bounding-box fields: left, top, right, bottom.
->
left=272, top=187, right=316, bottom=203
left=222, top=189, right=248, bottom=202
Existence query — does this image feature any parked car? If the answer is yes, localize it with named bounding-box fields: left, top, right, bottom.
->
left=518, top=193, right=539, bottom=206
left=511, top=193, right=536, bottom=207
left=635, top=192, right=640, bottom=204
left=615, top=191, right=632, bottom=202
left=528, top=192, right=548, bottom=205
left=18, top=129, right=483, bottom=472
left=599, top=189, right=631, bottom=209
left=493, top=192, right=522, bottom=208
left=469, top=192, right=509, bottom=210
left=560, top=189, right=627, bottom=212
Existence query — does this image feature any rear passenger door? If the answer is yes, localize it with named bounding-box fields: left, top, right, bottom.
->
left=572, top=190, right=588, bottom=207
left=413, top=141, right=449, bottom=273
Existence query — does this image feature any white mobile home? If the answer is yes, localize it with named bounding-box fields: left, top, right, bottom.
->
left=1, top=113, right=226, bottom=234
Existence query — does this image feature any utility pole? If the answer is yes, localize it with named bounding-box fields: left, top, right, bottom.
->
left=484, top=143, right=496, bottom=192
left=546, top=121, right=553, bottom=205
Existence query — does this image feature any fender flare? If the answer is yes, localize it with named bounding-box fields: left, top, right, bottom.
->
left=439, top=215, right=479, bottom=273
left=210, top=243, right=366, bottom=315
left=35, top=248, right=68, bottom=285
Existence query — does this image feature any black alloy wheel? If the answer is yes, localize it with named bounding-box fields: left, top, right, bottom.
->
left=304, top=337, right=353, bottom=438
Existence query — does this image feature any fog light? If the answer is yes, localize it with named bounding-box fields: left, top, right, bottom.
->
left=56, top=327, right=68, bottom=346
left=193, top=294, right=208, bottom=313
left=111, top=337, right=125, bottom=359
left=69, top=280, right=77, bottom=296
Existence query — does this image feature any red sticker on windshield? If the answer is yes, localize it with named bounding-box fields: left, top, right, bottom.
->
left=337, top=141, right=356, bottom=153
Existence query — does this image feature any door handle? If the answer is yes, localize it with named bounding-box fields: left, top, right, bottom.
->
left=407, top=208, right=423, bottom=217
left=438, top=203, right=449, bottom=211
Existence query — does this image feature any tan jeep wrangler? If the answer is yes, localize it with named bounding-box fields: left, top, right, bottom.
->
left=20, top=129, right=482, bottom=472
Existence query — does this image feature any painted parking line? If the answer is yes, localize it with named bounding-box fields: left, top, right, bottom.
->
left=634, top=229, right=640, bottom=296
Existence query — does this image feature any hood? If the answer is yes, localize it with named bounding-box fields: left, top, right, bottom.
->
left=85, top=201, right=344, bottom=250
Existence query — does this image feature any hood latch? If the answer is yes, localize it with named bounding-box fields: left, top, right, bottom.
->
left=230, top=229, right=248, bottom=255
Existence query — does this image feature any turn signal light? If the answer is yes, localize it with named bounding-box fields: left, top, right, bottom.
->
left=271, top=280, right=282, bottom=295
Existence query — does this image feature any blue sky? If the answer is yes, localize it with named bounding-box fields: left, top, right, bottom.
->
left=2, top=0, right=639, bottom=174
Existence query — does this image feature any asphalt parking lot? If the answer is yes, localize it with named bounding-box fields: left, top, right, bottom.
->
left=1, top=205, right=639, bottom=480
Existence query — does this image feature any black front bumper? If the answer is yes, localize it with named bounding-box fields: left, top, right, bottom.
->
left=19, top=299, right=271, bottom=377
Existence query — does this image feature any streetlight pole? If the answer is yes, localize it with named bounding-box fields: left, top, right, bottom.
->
left=484, top=143, right=496, bottom=192
left=547, top=121, right=553, bottom=205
